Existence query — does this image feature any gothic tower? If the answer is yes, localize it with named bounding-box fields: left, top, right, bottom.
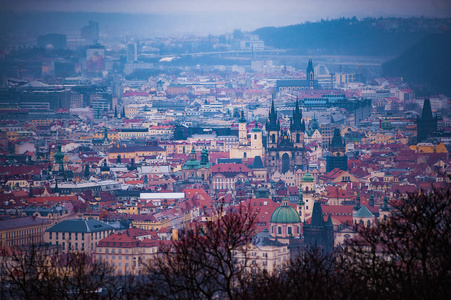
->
left=306, top=59, right=315, bottom=88
left=290, top=98, right=305, bottom=167
left=417, top=99, right=438, bottom=143
left=326, top=128, right=347, bottom=172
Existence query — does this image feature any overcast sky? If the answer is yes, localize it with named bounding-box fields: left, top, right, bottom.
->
left=3, top=0, right=451, bottom=16
left=2, top=0, right=451, bottom=35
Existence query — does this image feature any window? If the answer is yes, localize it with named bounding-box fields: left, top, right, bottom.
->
left=288, top=227, right=292, bottom=235
left=278, top=227, right=281, bottom=235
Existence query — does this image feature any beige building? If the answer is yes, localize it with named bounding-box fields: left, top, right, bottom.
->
left=94, top=228, right=161, bottom=275
left=45, top=219, right=114, bottom=255
left=234, top=229, right=290, bottom=274
left=0, top=216, right=52, bottom=247
left=230, top=114, right=264, bottom=160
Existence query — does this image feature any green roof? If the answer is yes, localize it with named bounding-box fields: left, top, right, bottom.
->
left=270, top=204, right=301, bottom=224
left=354, top=205, right=374, bottom=218
left=302, top=171, right=314, bottom=182
left=182, top=159, right=201, bottom=169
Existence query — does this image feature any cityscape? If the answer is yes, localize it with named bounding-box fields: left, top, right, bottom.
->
left=1, top=1, right=451, bottom=299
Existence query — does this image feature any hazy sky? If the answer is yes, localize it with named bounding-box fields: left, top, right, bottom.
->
left=3, top=0, right=451, bottom=16
left=2, top=0, right=451, bottom=35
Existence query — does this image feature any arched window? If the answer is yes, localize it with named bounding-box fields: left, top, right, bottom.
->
left=367, top=220, right=371, bottom=228
left=243, top=152, right=247, bottom=158
left=271, top=134, right=275, bottom=144
left=254, top=134, right=257, bottom=139
left=296, top=133, right=300, bottom=143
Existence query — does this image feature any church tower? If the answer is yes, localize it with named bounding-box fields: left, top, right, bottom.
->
left=306, top=59, right=315, bottom=88
left=326, top=128, right=347, bottom=172
left=290, top=98, right=305, bottom=166
left=417, top=99, right=438, bottom=143
left=238, top=110, right=249, bottom=146
left=266, top=99, right=280, bottom=149
left=266, top=99, right=280, bottom=175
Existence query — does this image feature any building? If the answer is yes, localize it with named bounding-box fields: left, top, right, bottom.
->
left=230, top=111, right=264, bottom=160
left=127, top=42, right=138, bottom=63
left=181, top=147, right=212, bottom=181
left=303, top=201, right=334, bottom=253
left=45, top=219, right=114, bottom=254
left=93, top=228, right=161, bottom=275
left=81, top=20, right=99, bottom=42
left=276, top=59, right=319, bottom=91
left=417, top=99, right=438, bottom=143
left=0, top=217, right=52, bottom=247
left=269, top=199, right=302, bottom=240
left=37, top=34, right=67, bottom=50
left=265, top=99, right=306, bottom=176
left=326, top=128, right=347, bottom=172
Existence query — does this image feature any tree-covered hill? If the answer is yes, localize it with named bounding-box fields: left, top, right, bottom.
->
left=382, top=33, right=451, bottom=96
left=253, top=17, right=449, bottom=56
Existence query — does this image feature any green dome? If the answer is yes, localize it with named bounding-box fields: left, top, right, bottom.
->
left=302, top=171, right=314, bottom=182
left=270, top=204, right=301, bottom=224
left=251, top=128, right=262, bottom=132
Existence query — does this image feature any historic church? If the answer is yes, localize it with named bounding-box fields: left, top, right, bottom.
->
left=265, top=99, right=306, bottom=176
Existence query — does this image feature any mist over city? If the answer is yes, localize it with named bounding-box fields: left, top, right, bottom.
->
left=1, top=0, right=451, bottom=299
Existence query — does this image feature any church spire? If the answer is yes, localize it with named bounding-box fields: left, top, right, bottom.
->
left=290, top=98, right=304, bottom=131
left=330, top=128, right=344, bottom=148
left=266, top=97, right=279, bottom=131
left=421, top=98, right=433, bottom=120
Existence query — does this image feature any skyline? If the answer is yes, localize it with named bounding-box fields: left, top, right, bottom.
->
left=2, top=0, right=451, bottom=35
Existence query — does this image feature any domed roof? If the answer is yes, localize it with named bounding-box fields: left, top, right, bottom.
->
left=251, top=127, right=262, bottom=132
left=270, top=202, right=301, bottom=224
left=302, top=171, right=314, bottom=182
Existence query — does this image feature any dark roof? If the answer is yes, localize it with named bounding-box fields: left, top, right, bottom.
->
left=0, top=216, right=51, bottom=230
left=250, top=156, right=264, bottom=169
left=46, top=219, right=114, bottom=233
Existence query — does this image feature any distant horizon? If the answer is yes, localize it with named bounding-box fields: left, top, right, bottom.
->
left=2, top=11, right=451, bottom=38
left=2, top=0, right=451, bottom=35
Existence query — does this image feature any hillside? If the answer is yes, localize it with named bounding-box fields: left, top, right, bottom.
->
left=382, top=33, right=451, bottom=96
left=253, top=17, right=449, bottom=56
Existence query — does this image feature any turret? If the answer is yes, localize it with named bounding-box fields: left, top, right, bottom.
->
left=200, top=147, right=209, bottom=165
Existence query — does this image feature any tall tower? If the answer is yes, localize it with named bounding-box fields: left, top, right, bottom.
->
left=54, top=143, right=64, bottom=173
left=326, top=128, right=347, bottom=172
left=266, top=99, right=280, bottom=175
left=238, top=110, right=249, bottom=146
left=290, top=98, right=305, bottom=167
left=266, top=99, right=280, bottom=149
left=250, top=128, right=263, bottom=150
left=306, top=59, right=315, bottom=87
left=417, top=99, right=438, bottom=143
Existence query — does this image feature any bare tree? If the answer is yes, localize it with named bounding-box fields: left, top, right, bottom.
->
left=341, top=188, right=451, bottom=299
left=142, top=204, right=257, bottom=300
left=0, top=242, right=119, bottom=300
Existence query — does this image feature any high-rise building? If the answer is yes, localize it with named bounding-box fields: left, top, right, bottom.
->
left=81, top=21, right=99, bottom=43
left=127, top=42, right=138, bottom=63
